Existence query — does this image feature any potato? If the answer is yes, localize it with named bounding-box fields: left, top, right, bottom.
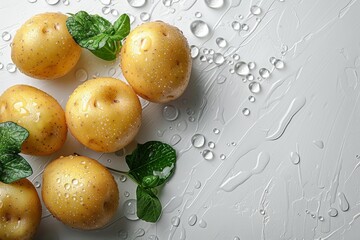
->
left=42, top=155, right=119, bottom=230
left=0, top=179, right=42, bottom=240
left=65, top=77, right=142, bottom=152
left=0, top=84, right=67, bottom=155
left=11, top=12, right=81, bottom=80
left=120, top=21, right=192, bottom=103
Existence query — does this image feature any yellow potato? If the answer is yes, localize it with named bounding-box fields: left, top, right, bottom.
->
left=0, top=179, right=42, bottom=240
left=65, top=77, right=142, bottom=152
left=42, top=155, right=119, bottom=230
left=120, top=21, right=192, bottom=103
left=0, top=84, right=67, bottom=155
left=11, top=12, right=81, bottom=80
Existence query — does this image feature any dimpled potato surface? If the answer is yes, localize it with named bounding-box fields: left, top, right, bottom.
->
left=0, top=179, right=42, bottom=240
left=42, top=155, right=119, bottom=230
left=0, top=84, right=67, bottom=155
left=120, top=21, right=192, bottom=103
left=65, top=77, right=142, bottom=152
left=11, top=12, right=81, bottom=80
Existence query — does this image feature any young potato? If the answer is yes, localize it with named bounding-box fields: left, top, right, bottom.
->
left=11, top=12, right=81, bottom=80
left=0, top=85, right=67, bottom=155
left=120, top=21, right=192, bottom=103
left=42, top=155, right=119, bottom=230
left=0, top=179, right=42, bottom=240
left=65, top=77, right=142, bottom=152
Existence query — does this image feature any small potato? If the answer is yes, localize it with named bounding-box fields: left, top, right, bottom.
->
left=42, top=155, right=119, bottom=230
left=120, top=21, right=192, bottom=103
left=0, top=179, right=42, bottom=240
left=0, top=85, right=67, bottom=155
left=11, top=12, right=81, bottom=80
left=65, top=77, right=142, bottom=152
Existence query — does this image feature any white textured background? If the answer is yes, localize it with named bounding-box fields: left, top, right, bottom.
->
left=1, top=0, right=360, bottom=239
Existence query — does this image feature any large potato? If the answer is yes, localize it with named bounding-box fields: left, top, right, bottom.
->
left=42, top=155, right=119, bottom=230
left=120, top=21, right=192, bottom=103
left=65, top=77, right=142, bottom=152
left=0, top=85, right=67, bottom=155
left=0, top=179, right=42, bottom=240
left=11, top=12, right=81, bottom=80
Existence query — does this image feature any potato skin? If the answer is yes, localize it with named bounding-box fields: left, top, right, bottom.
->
left=65, top=77, right=142, bottom=152
left=120, top=21, right=192, bottom=103
left=0, top=84, right=67, bottom=155
left=42, top=155, right=119, bottom=230
left=0, top=179, right=42, bottom=240
left=11, top=12, right=81, bottom=80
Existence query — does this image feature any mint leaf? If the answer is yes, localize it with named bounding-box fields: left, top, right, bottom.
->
left=0, top=122, right=32, bottom=184
left=136, top=186, right=162, bottom=222
left=126, top=141, right=176, bottom=188
left=141, top=175, right=160, bottom=188
left=66, top=11, right=130, bottom=61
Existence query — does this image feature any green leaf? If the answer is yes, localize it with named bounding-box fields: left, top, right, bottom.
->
left=126, top=141, right=176, bottom=188
left=141, top=175, right=161, bottom=188
left=0, top=122, right=32, bottom=183
left=66, top=11, right=130, bottom=61
left=136, top=186, right=162, bottom=222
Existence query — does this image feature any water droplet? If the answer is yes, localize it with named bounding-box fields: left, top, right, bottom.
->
left=203, top=48, right=209, bottom=54
left=233, top=237, right=240, bottom=240
left=170, top=134, right=182, bottom=146
left=46, top=0, right=60, bottom=5
left=64, top=183, right=70, bottom=190
left=34, top=181, right=41, bottom=188
left=338, top=192, right=350, bottom=212
left=62, top=0, right=70, bottom=5
left=288, top=152, right=300, bottom=164
left=72, top=179, right=79, bottom=185
left=199, top=219, right=207, bottom=228
left=216, top=37, right=227, bottom=48
left=208, top=141, right=215, bottom=149
left=220, top=154, right=226, bottom=160
left=274, top=59, right=285, bottom=69
left=190, top=20, right=210, bottom=38
left=162, top=105, right=179, bottom=121
left=234, top=62, right=250, bottom=76
left=259, top=68, right=270, bottom=79
left=191, top=134, right=206, bottom=148
left=124, top=191, right=130, bottom=197
left=231, top=21, right=241, bottom=31
left=128, top=0, right=146, bottom=7
left=118, top=230, right=128, bottom=239
left=232, top=54, right=240, bottom=61
left=64, top=193, right=69, bottom=198
left=259, top=209, right=265, bottom=215
left=128, top=14, right=136, bottom=24
left=246, top=74, right=254, bottom=81
left=213, top=53, right=225, bottom=65
left=0, top=62, right=3, bottom=70
left=195, top=12, right=202, bottom=18
left=204, top=0, right=224, bottom=8
left=6, top=63, right=16, bottom=73
left=100, top=0, right=112, bottom=5
left=188, top=116, right=196, bottom=122
left=134, top=228, right=145, bottom=237
left=249, top=82, right=261, bottom=93
left=190, top=45, right=199, bottom=58
left=313, top=140, right=324, bottom=149
left=202, top=149, right=214, bottom=160
left=216, top=75, right=227, bottom=84
left=241, top=24, right=249, bottom=31
left=194, top=180, right=201, bottom=189
left=311, top=213, right=316, bottom=218
left=140, top=12, right=151, bottom=22
left=318, top=216, right=324, bottom=221
left=28, top=0, right=37, bottom=3
left=229, top=68, right=235, bottom=74
left=108, top=67, right=116, bottom=76
left=188, top=214, right=197, bottom=226
left=199, top=55, right=207, bottom=62
left=248, top=62, right=256, bottom=70
left=242, top=108, right=250, bottom=116
left=248, top=96, right=256, bottom=102
left=213, top=128, right=220, bottom=134
left=328, top=208, right=338, bottom=217
left=2, top=32, right=11, bottom=41
left=148, top=235, right=159, bottom=240
left=250, top=5, right=262, bottom=15
left=75, top=68, right=88, bottom=82
left=171, top=216, right=180, bottom=227
left=269, top=57, right=277, bottom=65
left=56, top=178, right=61, bottom=184
left=120, top=175, right=127, bottom=182
left=124, top=199, right=138, bottom=220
